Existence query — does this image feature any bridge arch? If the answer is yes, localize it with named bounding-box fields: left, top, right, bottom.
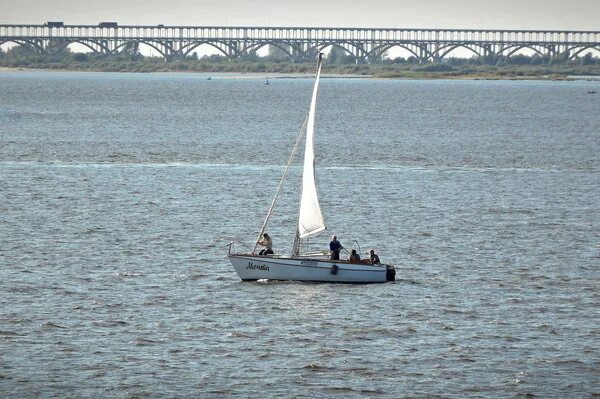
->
left=241, top=40, right=305, bottom=60
left=566, top=45, right=600, bottom=60
left=307, top=41, right=370, bottom=62
left=0, top=38, right=45, bottom=53
left=369, top=43, right=429, bottom=62
left=113, top=40, right=141, bottom=55
left=51, top=39, right=108, bottom=54
left=436, top=43, right=484, bottom=60
left=132, top=39, right=172, bottom=58
left=317, top=42, right=359, bottom=62
left=183, top=40, right=237, bottom=58
left=498, top=44, right=545, bottom=58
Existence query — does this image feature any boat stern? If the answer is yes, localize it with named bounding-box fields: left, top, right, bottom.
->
left=386, top=265, right=396, bottom=281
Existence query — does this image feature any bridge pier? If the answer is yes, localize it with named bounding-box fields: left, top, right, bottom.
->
left=431, top=42, right=441, bottom=63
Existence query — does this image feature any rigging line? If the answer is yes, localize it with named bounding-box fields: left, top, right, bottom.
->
left=252, top=113, right=309, bottom=254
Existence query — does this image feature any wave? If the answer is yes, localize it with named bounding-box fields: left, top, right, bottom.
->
left=1, top=160, right=597, bottom=173
left=40, top=322, right=67, bottom=329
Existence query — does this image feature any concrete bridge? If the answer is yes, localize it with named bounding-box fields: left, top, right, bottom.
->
left=1, top=23, right=599, bottom=62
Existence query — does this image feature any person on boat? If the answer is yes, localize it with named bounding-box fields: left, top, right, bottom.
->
left=369, top=249, right=381, bottom=264
left=257, top=233, right=274, bottom=256
left=329, top=235, right=343, bottom=260
left=347, top=249, right=361, bottom=263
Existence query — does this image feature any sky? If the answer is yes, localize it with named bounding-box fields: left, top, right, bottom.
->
left=2, top=0, right=599, bottom=31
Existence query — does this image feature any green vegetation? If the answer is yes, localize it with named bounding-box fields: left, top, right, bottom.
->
left=1, top=45, right=599, bottom=79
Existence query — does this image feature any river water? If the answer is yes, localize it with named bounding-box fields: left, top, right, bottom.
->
left=0, top=71, right=598, bottom=398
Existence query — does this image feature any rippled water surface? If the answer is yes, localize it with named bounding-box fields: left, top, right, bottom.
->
left=1, top=71, right=599, bottom=398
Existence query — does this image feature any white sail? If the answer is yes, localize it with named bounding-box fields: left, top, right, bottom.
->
left=297, top=55, right=326, bottom=239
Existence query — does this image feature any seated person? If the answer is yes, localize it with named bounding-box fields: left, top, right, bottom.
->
left=369, top=249, right=380, bottom=264
left=347, top=249, right=361, bottom=263
left=258, top=233, right=274, bottom=256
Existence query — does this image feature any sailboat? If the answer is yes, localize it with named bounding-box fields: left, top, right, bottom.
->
left=228, top=54, right=396, bottom=283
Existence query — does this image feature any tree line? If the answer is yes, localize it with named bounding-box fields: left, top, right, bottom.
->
left=1, top=44, right=599, bottom=77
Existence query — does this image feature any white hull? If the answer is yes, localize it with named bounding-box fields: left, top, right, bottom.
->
left=228, top=254, right=395, bottom=283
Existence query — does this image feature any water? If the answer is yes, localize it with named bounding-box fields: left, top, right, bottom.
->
left=1, top=71, right=598, bottom=398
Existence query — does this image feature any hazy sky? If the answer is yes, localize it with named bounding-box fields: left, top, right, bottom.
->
left=2, top=0, right=599, bottom=30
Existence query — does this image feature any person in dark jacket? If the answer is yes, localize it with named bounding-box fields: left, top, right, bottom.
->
left=369, top=249, right=381, bottom=264
left=329, top=235, right=343, bottom=260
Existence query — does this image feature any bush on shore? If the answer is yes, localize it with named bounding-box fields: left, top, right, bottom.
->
left=1, top=46, right=599, bottom=78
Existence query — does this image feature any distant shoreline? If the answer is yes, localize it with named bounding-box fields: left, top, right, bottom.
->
left=2, top=66, right=600, bottom=81
left=2, top=61, right=600, bottom=81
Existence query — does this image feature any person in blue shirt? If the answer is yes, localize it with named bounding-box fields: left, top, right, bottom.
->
left=329, top=235, right=343, bottom=260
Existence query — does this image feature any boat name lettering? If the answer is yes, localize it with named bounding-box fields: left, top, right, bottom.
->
left=301, top=260, right=318, bottom=265
left=247, top=262, right=269, bottom=271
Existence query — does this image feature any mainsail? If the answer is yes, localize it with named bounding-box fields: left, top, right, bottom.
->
left=297, top=54, right=326, bottom=239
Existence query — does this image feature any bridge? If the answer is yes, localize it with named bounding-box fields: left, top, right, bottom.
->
left=1, top=23, right=599, bottom=62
